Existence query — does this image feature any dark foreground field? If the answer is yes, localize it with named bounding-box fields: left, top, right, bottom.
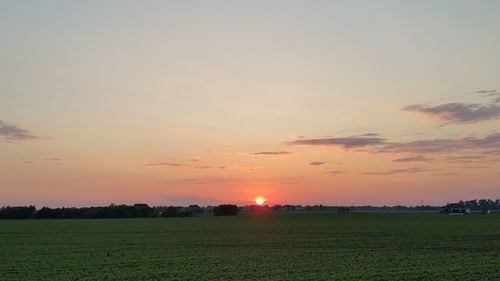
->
left=1, top=212, right=500, bottom=281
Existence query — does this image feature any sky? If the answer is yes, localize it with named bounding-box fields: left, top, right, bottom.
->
left=1, top=0, right=499, bottom=207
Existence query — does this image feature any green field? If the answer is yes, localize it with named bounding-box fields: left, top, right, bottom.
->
left=1, top=212, right=500, bottom=281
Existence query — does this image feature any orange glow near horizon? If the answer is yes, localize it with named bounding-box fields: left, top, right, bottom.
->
left=255, top=196, right=266, bottom=206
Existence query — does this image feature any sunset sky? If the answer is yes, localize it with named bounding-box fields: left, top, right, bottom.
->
left=1, top=1, right=499, bottom=207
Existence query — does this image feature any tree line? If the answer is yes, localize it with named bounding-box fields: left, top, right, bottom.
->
left=444, top=199, right=500, bottom=210
left=0, top=203, right=242, bottom=219
left=0, top=204, right=201, bottom=219
left=2, top=199, right=499, bottom=219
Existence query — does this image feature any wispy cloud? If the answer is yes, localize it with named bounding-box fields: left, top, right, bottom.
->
left=378, top=133, right=500, bottom=154
left=0, top=120, right=43, bottom=142
left=218, top=164, right=262, bottom=172
left=403, top=103, right=500, bottom=124
left=288, top=135, right=387, bottom=149
left=194, top=165, right=211, bottom=169
left=250, top=151, right=292, bottom=156
left=359, top=133, right=380, bottom=137
left=445, top=155, right=490, bottom=163
left=380, top=139, right=467, bottom=153
left=291, top=132, right=500, bottom=155
left=24, top=157, right=66, bottom=165
left=42, top=158, right=66, bottom=165
left=460, top=165, right=487, bottom=169
left=434, top=173, right=460, bottom=176
left=472, top=133, right=500, bottom=148
left=392, top=155, right=433, bottom=162
left=310, top=161, right=325, bottom=166
left=472, top=89, right=497, bottom=94
left=143, top=162, right=185, bottom=167
left=403, top=90, right=500, bottom=124
left=183, top=178, right=206, bottom=184
left=326, top=170, right=344, bottom=175
left=363, top=167, right=435, bottom=175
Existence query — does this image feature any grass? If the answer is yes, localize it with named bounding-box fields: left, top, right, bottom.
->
left=1, top=212, right=500, bottom=280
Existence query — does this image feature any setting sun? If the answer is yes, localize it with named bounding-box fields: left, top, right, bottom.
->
left=255, top=196, right=266, bottom=206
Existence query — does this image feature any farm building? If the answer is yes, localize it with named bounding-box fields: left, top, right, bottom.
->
left=443, top=203, right=471, bottom=215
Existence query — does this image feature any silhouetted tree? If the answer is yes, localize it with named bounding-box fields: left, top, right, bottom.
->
left=187, top=205, right=203, bottom=214
left=272, top=205, right=283, bottom=211
left=213, top=204, right=239, bottom=216
left=161, top=206, right=192, bottom=217
left=0, top=206, right=36, bottom=219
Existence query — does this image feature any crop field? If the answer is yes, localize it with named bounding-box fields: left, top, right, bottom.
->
left=1, top=212, right=500, bottom=281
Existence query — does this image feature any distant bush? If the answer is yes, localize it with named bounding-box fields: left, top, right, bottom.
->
left=213, top=204, right=239, bottom=216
